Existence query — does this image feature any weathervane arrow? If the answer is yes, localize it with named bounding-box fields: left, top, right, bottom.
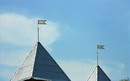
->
left=97, top=45, right=105, bottom=66
left=37, top=20, right=47, bottom=42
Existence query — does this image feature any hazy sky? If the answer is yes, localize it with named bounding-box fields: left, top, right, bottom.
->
left=0, top=0, right=130, bottom=81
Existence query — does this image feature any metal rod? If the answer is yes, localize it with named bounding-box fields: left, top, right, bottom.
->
left=97, top=51, right=99, bottom=66
left=37, top=24, right=39, bottom=42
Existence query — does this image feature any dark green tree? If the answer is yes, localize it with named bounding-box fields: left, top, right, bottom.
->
left=120, top=78, right=129, bottom=81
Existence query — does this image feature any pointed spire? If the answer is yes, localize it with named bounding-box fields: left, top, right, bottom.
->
left=97, top=66, right=111, bottom=81
left=11, top=42, right=71, bottom=81
left=87, top=66, right=111, bottom=81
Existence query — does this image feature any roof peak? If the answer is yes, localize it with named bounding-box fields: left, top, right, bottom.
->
left=87, top=65, right=111, bottom=81
left=11, top=42, right=71, bottom=81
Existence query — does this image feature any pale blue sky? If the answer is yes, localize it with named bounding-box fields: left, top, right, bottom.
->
left=0, top=0, right=130, bottom=81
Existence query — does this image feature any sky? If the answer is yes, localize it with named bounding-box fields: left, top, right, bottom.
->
left=0, top=0, right=130, bottom=81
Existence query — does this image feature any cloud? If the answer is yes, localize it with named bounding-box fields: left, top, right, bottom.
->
left=101, top=61, right=127, bottom=81
left=0, top=50, right=28, bottom=66
left=58, top=59, right=126, bottom=81
left=0, top=64, right=17, bottom=81
left=58, top=59, right=96, bottom=81
left=0, top=13, right=60, bottom=46
left=0, top=13, right=62, bottom=67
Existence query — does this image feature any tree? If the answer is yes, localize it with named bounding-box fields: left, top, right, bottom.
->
left=120, top=78, right=129, bottom=81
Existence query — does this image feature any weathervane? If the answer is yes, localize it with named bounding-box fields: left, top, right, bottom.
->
left=37, top=20, right=47, bottom=42
left=97, top=45, right=105, bottom=66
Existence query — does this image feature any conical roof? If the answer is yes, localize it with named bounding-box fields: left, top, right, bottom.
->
left=11, top=42, right=71, bottom=81
left=87, top=65, right=111, bottom=81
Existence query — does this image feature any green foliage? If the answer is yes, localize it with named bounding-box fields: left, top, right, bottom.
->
left=120, top=78, right=129, bottom=81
